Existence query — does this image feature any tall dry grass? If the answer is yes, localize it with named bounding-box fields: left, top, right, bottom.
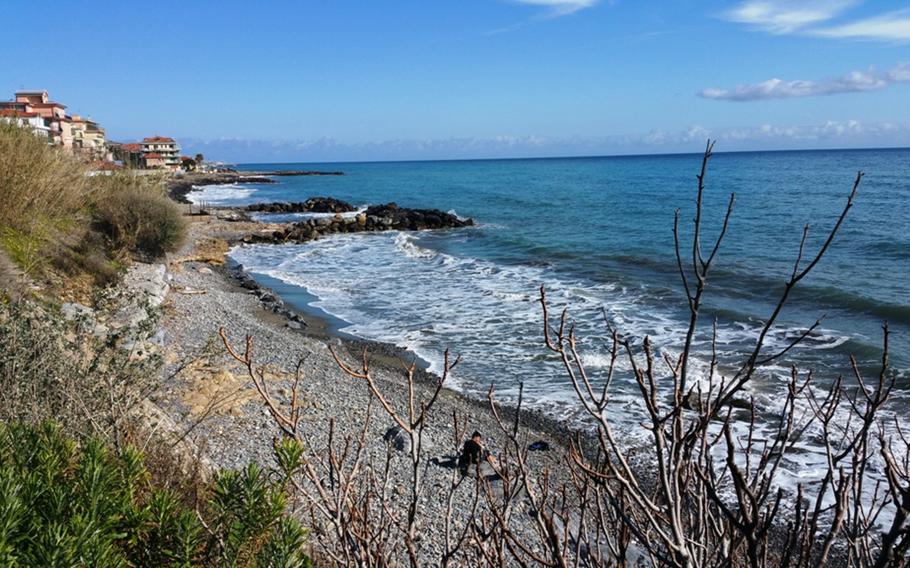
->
left=0, top=122, right=92, bottom=271
left=0, top=122, right=187, bottom=285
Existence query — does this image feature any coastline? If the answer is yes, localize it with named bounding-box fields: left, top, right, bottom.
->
left=156, top=206, right=600, bottom=559
left=167, top=170, right=344, bottom=204
left=163, top=206, right=590, bottom=446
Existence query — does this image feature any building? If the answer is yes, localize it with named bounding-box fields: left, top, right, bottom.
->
left=70, top=115, right=111, bottom=161
left=140, top=136, right=181, bottom=170
left=0, top=109, right=51, bottom=137
left=112, top=142, right=143, bottom=168
left=142, top=153, right=167, bottom=168
left=0, top=90, right=112, bottom=158
left=1, top=90, right=182, bottom=170
left=6, top=91, right=73, bottom=149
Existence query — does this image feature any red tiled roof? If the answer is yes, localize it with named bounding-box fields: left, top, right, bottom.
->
left=143, top=136, right=175, bottom=143
left=0, top=110, right=40, bottom=118
left=144, top=153, right=163, bottom=159
left=121, top=143, right=141, bottom=152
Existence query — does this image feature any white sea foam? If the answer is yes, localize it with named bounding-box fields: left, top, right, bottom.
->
left=230, top=232, right=857, bottom=418
left=228, top=230, right=907, bottom=507
left=188, top=183, right=257, bottom=205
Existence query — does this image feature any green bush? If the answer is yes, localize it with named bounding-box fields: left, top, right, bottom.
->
left=0, top=421, right=312, bottom=567
left=0, top=124, right=187, bottom=284
left=92, top=174, right=187, bottom=261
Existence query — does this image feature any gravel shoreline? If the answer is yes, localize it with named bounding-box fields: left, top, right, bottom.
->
left=157, top=211, right=591, bottom=562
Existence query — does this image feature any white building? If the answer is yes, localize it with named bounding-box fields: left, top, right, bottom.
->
left=0, top=110, right=51, bottom=138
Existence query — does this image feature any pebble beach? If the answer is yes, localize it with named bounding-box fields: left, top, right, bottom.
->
left=156, top=211, right=583, bottom=562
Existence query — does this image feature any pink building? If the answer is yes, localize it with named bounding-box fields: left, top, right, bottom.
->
left=0, top=90, right=103, bottom=154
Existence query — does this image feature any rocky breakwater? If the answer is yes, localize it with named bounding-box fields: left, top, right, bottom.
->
left=245, top=197, right=355, bottom=214
left=169, top=171, right=345, bottom=204
left=241, top=202, right=474, bottom=245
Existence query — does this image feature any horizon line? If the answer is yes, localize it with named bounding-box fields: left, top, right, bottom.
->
left=230, top=144, right=910, bottom=167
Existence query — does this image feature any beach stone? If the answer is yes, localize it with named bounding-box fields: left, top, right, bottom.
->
left=109, top=305, right=150, bottom=330
left=61, top=302, right=93, bottom=320
left=196, top=266, right=213, bottom=275
left=383, top=426, right=411, bottom=452
left=121, top=263, right=169, bottom=308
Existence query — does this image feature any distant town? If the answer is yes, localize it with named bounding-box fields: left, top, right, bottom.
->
left=0, top=90, right=205, bottom=172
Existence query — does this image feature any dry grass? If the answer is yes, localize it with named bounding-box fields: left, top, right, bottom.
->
left=0, top=122, right=91, bottom=235
left=92, top=173, right=188, bottom=262
left=0, top=123, right=188, bottom=292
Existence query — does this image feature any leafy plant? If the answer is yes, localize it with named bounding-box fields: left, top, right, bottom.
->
left=0, top=422, right=311, bottom=567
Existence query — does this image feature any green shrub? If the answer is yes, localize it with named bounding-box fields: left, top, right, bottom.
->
left=0, top=422, right=311, bottom=567
left=92, top=173, right=187, bottom=261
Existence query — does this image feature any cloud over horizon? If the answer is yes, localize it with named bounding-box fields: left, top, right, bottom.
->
left=181, top=119, right=910, bottom=163
left=700, top=62, right=910, bottom=101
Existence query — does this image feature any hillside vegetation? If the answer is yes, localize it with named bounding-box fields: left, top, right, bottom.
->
left=0, top=124, right=312, bottom=565
left=0, top=122, right=186, bottom=296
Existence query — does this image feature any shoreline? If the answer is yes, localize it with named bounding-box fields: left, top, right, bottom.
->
left=210, top=215, right=591, bottom=447
left=157, top=208, right=596, bottom=559
left=160, top=204, right=599, bottom=456
left=221, top=253, right=587, bottom=446
left=167, top=170, right=344, bottom=204
left=161, top=182, right=612, bottom=451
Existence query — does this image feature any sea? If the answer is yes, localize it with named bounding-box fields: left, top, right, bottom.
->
left=189, top=148, right=909, bottom=484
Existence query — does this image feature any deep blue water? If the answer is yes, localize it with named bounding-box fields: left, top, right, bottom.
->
left=192, top=149, right=909, bottom=428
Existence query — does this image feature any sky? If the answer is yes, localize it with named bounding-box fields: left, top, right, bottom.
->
left=2, top=0, right=909, bottom=162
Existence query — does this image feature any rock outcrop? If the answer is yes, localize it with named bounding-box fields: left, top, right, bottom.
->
left=241, top=202, right=473, bottom=245
left=245, top=197, right=355, bottom=214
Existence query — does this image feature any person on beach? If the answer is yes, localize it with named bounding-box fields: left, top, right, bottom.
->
left=458, top=431, right=497, bottom=477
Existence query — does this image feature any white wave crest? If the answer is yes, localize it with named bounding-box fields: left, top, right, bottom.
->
left=188, top=183, right=256, bottom=205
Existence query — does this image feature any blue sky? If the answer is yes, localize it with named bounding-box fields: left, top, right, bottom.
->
left=3, top=0, right=909, bottom=162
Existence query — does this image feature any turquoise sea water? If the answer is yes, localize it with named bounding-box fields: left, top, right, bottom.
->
left=192, top=149, right=909, bottom=431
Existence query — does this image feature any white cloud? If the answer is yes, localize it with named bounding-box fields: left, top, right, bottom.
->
left=723, top=0, right=857, bottom=33
left=512, top=0, right=599, bottom=17
left=812, top=9, right=910, bottom=41
left=700, top=62, right=910, bottom=101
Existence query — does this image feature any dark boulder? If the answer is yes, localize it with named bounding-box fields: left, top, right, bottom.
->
left=363, top=203, right=473, bottom=230
left=246, top=197, right=355, bottom=214
left=242, top=202, right=474, bottom=245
